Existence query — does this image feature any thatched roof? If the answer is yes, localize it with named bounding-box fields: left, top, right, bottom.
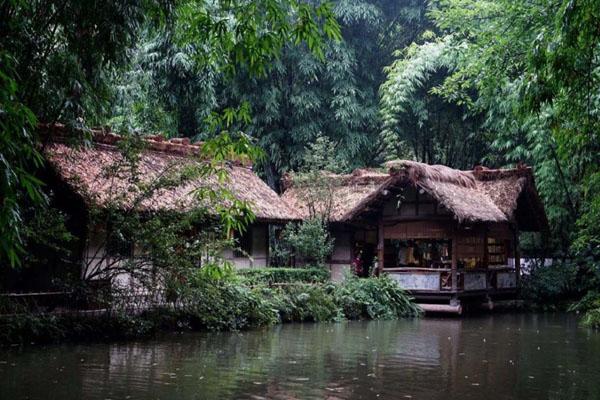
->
left=281, top=160, right=548, bottom=231
left=42, top=126, right=296, bottom=222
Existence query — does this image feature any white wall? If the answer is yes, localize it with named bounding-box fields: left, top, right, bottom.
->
left=224, top=224, right=269, bottom=269
left=328, top=229, right=353, bottom=282
left=83, top=222, right=271, bottom=291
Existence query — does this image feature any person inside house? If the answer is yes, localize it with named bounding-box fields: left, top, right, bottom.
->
left=352, top=250, right=364, bottom=277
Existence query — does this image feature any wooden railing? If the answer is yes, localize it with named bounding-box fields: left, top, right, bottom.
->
left=384, top=266, right=517, bottom=293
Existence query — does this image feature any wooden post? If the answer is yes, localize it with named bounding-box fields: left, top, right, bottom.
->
left=483, top=227, right=489, bottom=290
left=513, top=225, right=521, bottom=287
left=451, top=229, right=458, bottom=292
left=483, top=227, right=489, bottom=269
left=377, top=217, right=384, bottom=276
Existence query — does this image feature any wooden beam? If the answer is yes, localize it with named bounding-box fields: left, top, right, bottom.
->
left=417, top=303, right=462, bottom=315
left=382, top=215, right=454, bottom=222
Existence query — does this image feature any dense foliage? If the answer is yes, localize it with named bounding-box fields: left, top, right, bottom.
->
left=271, top=218, right=335, bottom=267
left=237, top=267, right=330, bottom=285
left=568, top=291, right=600, bottom=328
left=335, top=275, right=422, bottom=319
left=3, top=0, right=600, bottom=326
left=1, top=273, right=419, bottom=344
left=0, top=0, right=340, bottom=267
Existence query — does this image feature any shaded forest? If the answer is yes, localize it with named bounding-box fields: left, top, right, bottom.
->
left=1, top=0, right=599, bottom=308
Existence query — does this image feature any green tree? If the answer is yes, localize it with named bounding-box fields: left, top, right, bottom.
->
left=379, top=35, right=490, bottom=168
left=380, top=0, right=600, bottom=257
left=0, top=0, right=341, bottom=266
left=224, top=0, right=431, bottom=188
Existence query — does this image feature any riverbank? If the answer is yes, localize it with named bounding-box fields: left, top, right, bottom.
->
left=0, top=271, right=421, bottom=346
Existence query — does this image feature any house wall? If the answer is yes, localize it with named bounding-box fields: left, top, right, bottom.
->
left=328, top=228, right=353, bottom=281
left=82, top=223, right=147, bottom=290
left=224, top=224, right=269, bottom=269
left=82, top=222, right=271, bottom=291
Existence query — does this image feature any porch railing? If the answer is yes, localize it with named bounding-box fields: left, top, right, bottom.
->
left=384, top=267, right=517, bottom=293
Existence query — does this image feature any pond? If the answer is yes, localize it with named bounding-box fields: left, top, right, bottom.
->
left=1, top=313, right=599, bottom=399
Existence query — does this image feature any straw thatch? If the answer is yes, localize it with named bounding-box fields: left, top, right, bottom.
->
left=281, top=169, right=391, bottom=222
left=43, top=130, right=296, bottom=222
left=281, top=160, right=548, bottom=231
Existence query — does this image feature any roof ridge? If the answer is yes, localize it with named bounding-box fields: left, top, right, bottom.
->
left=39, top=123, right=252, bottom=168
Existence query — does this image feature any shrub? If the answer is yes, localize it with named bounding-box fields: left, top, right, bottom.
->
left=0, top=312, right=159, bottom=345
left=272, top=218, right=334, bottom=267
left=237, top=267, right=330, bottom=286
left=179, top=279, right=279, bottom=331
left=519, top=260, right=599, bottom=309
left=1, top=276, right=421, bottom=345
left=334, top=275, right=422, bottom=319
left=581, top=308, right=600, bottom=329
left=568, top=291, right=600, bottom=329
left=568, top=290, right=600, bottom=313
left=259, top=283, right=341, bottom=323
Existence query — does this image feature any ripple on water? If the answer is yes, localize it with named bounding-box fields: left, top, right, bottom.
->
left=1, top=314, right=600, bottom=400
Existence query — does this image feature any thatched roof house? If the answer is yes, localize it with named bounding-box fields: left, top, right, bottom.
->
left=41, top=124, right=297, bottom=275
left=282, top=160, right=547, bottom=231
left=283, top=160, right=548, bottom=306
left=43, top=125, right=296, bottom=222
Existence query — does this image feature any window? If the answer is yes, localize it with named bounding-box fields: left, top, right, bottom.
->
left=384, top=239, right=452, bottom=269
left=487, top=237, right=507, bottom=265
left=233, top=228, right=253, bottom=257
left=457, top=236, right=484, bottom=269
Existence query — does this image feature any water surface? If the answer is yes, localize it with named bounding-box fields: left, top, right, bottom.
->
left=1, top=313, right=599, bottom=399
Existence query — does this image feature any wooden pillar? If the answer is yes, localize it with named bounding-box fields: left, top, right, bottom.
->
left=451, top=229, right=458, bottom=292
left=513, top=225, right=521, bottom=287
left=377, top=217, right=384, bottom=276
left=483, top=227, right=489, bottom=269
left=483, top=227, right=489, bottom=290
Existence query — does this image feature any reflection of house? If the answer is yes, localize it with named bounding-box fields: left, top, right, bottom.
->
left=282, top=160, right=548, bottom=308
left=41, top=125, right=296, bottom=285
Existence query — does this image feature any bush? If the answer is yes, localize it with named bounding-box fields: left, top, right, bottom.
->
left=237, top=267, right=330, bottom=285
left=334, top=275, right=422, bottom=319
left=259, top=283, right=341, bottom=322
left=1, top=276, right=421, bottom=345
left=0, top=312, right=159, bottom=345
left=179, top=279, right=279, bottom=331
left=568, top=291, right=600, bottom=329
left=568, top=290, right=600, bottom=313
left=272, top=218, right=334, bottom=267
left=581, top=308, right=600, bottom=329
left=519, top=260, right=599, bottom=309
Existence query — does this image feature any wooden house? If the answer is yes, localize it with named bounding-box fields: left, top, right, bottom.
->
left=282, top=160, right=548, bottom=311
left=39, top=125, right=296, bottom=288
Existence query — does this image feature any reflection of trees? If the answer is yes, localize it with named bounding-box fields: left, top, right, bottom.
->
left=71, top=315, right=600, bottom=400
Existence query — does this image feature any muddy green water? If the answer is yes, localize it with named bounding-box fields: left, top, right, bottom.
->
left=1, top=313, right=599, bottom=400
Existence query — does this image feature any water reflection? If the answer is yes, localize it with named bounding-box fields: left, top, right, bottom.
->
left=1, top=314, right=599, bottom=399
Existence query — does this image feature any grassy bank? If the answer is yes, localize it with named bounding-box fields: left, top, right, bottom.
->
left=0, top=270, right=421, bottom=345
